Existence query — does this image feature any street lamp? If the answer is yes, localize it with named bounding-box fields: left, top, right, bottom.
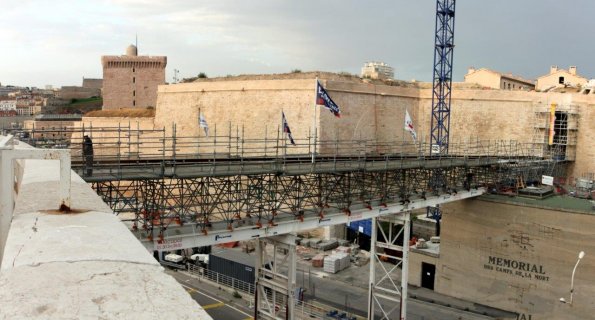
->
left=559, top=251, right=585, bottom=305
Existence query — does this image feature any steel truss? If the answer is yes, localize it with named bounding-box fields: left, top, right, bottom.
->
left=91, top=164, right=511, bottom=240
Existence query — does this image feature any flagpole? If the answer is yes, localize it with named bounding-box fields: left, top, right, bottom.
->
left=282, top=109, right=286, bottom=158
left=312, top=77, right=318, bottom=163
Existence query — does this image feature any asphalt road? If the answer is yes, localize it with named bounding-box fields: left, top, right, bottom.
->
left=169, top=271, right=254, bottom=320
left=169, top=267, right=499, bottom=320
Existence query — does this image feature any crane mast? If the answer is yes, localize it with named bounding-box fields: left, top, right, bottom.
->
left=430, top=0, right=456, bottom=155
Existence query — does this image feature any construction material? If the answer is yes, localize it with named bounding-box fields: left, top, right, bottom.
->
left=317, top=240, right=339, bottom=251
left=312, top=254, right=325, bottom=268
left=323, top=253, right=350, bottom=273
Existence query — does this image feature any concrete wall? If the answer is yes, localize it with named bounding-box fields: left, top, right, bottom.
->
left=0, top=144, right=212, bottom=319
left=432, top=198, right=595, bottom=319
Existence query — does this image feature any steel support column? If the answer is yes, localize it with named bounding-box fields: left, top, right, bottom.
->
left=367, top=212, right=410, bottom=320
left=255, top=235, right=297, bottom=320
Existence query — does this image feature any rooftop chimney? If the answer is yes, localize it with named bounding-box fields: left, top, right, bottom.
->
left=550, top=65, right=558, bottom=74
left=569, top=66, right=577, bottom=75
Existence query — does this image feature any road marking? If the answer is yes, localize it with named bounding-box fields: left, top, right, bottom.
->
left=180, top=283, right=252, bottom=317
left=202, top=302, right=225, bottom=310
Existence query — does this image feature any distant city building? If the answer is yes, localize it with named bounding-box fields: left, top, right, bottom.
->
left=101, top=44, right=167, bottom=110
left=0, top=100, right=17, bottom=116
left=464, top=67, right=535, bottom=91
left=536, top=65, right=588, bottom=92
left=0, top=85, right=22, bottom=97
left=361, top=62, right=394, bottom=80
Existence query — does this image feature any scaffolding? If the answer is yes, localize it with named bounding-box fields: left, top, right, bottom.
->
left=532, top=102, right=579, bottom=161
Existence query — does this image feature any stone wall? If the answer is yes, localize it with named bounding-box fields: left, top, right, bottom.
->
left=102, top=56, right=166, bottom=110
left=428, top=198, right=595, bottom=319
left=82, top=78, right=103, bottom=90
left=58, top=86, right=101, bottom=100
left=148, top=73, right=595, bottom=176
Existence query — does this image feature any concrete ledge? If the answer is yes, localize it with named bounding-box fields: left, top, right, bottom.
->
left=0, top=157, right=212, bottom=319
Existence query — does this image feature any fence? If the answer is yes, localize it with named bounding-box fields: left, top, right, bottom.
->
left=185, top=264, right=362, bottom=320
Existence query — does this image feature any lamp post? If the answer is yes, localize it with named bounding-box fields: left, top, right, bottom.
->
left=559, top=251, right=585, bottom=305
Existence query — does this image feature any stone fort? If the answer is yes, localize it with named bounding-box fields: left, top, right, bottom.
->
left=101, top=45, right=166, bottom=110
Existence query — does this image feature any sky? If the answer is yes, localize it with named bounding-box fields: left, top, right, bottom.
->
left=1, top=0, right=594, bottom=88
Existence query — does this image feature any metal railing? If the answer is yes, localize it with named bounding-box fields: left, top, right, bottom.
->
left=185, top=264, right=362, bottom=320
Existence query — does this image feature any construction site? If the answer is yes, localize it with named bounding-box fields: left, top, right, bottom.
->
left=2, top=1, right=595, bottom=320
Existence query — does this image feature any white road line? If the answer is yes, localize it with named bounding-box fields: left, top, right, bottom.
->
left=180, top=283, right=253, bottom=317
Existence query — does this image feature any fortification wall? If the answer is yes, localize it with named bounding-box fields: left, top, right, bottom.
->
left=73, top=117, right=157, bottom=158
left=58, top=86, right=101, bottom=100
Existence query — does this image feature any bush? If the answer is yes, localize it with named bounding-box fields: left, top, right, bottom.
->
left=232, top=290, right=242, bottom=298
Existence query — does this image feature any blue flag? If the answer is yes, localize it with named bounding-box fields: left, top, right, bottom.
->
left=282, top=112, right=296, bottom=145
left=316, top=80, right=341, bottom=118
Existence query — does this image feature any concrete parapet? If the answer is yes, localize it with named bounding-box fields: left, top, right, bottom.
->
left=0, top=149, right=211, bottom=319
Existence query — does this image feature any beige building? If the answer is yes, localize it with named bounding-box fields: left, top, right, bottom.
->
left=101, top=45, right=166, bottom=110
left=409, top=196, right=595, bottom=320
left=464, top=67, right=535, bottom=90
left=536, top=66, right=588, bottom=92
left=361, top=61, right=394, bottom=80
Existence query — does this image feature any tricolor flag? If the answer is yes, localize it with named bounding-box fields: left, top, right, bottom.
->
left=404, top=110, right=417, bottom=141
left=315, top=80, right=341, bottom=118
left=282, top=111, right=296, bottom=145
left=199, top=112, right=209, bottom=137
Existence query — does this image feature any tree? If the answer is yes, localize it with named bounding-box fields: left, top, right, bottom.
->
left=197, top=72, right=208, bottom=79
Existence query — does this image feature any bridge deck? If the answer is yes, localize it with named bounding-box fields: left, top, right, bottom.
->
left=76, top=155, right=522, bottom=182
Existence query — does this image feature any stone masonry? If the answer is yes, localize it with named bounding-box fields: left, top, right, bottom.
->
left=102, top=45, right=166, bottom=110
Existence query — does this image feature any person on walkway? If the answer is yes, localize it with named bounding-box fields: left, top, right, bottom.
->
left=83, top=134, right=94, bottom=177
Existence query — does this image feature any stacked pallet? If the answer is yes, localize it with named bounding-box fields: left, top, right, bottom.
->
left=323, top=253, right=351, bottom=273
left=312, top=253, right=325, bottom=268
left=323, top=255, right=341, bottom=273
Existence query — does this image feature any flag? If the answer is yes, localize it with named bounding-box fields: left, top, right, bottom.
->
left=199, top=112, right=209, bottom=137
left=315, top=80, right=341, bottom=118
left=404, top=110, right=417, bottom=141
left=282, top=111, right=296, bottom=145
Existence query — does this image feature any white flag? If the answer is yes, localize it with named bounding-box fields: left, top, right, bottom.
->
left=199, top=113, right=209, bottom=137
left=404, top=110, right=417, bottom=141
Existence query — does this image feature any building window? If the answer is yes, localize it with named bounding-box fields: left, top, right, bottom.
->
left=133, top=90, right=136, bottom=97
left=133, top=100, right=136, bottom=106
left=559, top=76, right=565, bottom=84
left=133, top=67, right=135, bottom=73
left=513, top=84, right=516, bottom=89
left=508, top=83, right=511, bottom=90
left=133, top=77, right=135, bottom=83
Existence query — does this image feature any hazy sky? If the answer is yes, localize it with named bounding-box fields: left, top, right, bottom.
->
left=1, top=0, right=593, bottom=88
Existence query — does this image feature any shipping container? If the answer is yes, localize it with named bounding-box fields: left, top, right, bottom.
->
left=208, top=249, right=257, bottom=285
